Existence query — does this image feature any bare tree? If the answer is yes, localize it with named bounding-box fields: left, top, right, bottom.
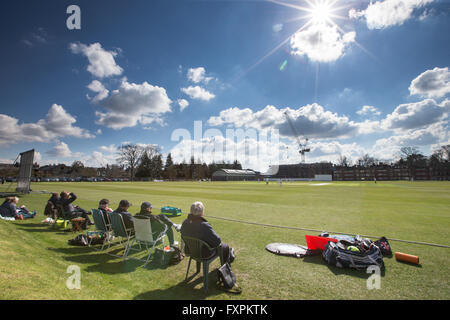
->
left=357, top=154, right=377, bottom=167
left=337, top=155, right=352, bottom=167
left=116, top=144, right=146, bottom=181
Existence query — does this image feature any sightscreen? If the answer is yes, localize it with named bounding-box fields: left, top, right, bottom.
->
left=16, top=149, right=35, bottom=193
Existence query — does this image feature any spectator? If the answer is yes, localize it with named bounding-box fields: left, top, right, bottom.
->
left=44, top=192, right=60, bottom=219
left=135, top=201, right=181, bottom=247
left=111, top=200, right=134, bottom=231
left=48, top=192, right=60, bottom=207
left=98, top=198, right=113, bottom=225
left=181, top=201, right=228, bottom=262
left=59, top=191, right=93, bottom=224
left=0, top=196, right=27, bottom=220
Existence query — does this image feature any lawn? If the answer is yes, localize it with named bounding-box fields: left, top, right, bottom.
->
left=0, top=181, right=449, bottom=300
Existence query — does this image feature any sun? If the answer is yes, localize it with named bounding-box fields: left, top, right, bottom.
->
left=310, top=2, right=333, bottom=24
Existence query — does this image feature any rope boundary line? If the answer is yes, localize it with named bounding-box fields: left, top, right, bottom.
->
left=206, top=215, right=450, bottom=249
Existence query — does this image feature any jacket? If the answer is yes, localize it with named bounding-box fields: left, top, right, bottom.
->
left=181, top=214, right=221, bottom=258
left=61, top=193, right=77, bottom=213
left=0, top=201, right=18, bottom=218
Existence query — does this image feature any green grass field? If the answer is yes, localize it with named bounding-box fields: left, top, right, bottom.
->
left=0, top=181, right=449, bottom=300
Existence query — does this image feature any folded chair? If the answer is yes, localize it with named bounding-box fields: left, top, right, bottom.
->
left=125, top=216, right=168, bottom=267
left=109, top=213, right=134, bottom=260
left=181, top=235, right=222, bottom=292
left=89, top=209, right=113, bottom=250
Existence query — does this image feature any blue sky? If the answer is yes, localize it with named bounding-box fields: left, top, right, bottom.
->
left=0, top=0, right=449, bottom=171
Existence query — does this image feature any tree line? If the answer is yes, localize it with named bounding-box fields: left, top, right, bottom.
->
left=116, top=144, right=243, bottom=181
left=336, top=145, right=450, bottom=173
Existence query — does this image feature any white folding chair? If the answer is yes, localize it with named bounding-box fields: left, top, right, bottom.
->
left=125, top=216, right=168, bottom=267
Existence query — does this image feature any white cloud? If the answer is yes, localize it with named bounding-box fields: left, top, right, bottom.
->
left=382, top=99, right=449, bottom=131
left=45, top=141, right=82, bottom=158
left=87, top=151, right=116, bottom=167
left=181, top=86, right=215, bottom=101
left=96, top=79, right=172, bottom=129
left=70, top=42, right=123, bottom=78
left=87, top=80, right=109, bottom=103
left=409, top=67, right=450, bottom=99
left=371, top=122, right=448, bottom=160
left=22, top=27, right=49, bottom=47
left=349, top=0, right=434, bottom=29
left=0, top=104, right=94, bottom=145
left=273, top=24, right=283, bottom=33
left=208, top=104, right=360, bottom=140
left=177, top=99, right=190, bottom=112
left=99, top=144, right=117, bottom=154
left=357, top=105, right=382, bottom=116
left=290, top=23, right=355, bottom=63
left=187, top=67, right=213, bottom=84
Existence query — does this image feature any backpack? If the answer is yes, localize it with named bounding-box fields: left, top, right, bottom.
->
left=169, top=246, right=185, bottom=265
left=221, top=243, right=235, bottom=264
left=374, top=237, right=392, bottom=256
left=217, top=263, right=242, bottom=294
left=322, top=240, right=385, bottom=270
left=68, top=234, right=89, bottom=246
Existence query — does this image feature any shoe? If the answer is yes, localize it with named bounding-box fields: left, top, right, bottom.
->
left=174, top=224, right=181, bottom=232
left=173, top=240, right=179, bottom=247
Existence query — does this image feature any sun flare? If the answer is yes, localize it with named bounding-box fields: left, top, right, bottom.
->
left=310, top=2, right=333, bottom=24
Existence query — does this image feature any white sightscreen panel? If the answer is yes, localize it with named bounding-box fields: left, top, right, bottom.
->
left=17, top=150, right=34, bottom=192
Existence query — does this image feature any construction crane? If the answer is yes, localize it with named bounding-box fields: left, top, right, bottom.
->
left=284, top=111, right=310, bottom=163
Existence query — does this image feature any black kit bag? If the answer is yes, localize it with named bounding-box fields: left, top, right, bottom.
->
left=217, top=263, right=242, bottom=294
left=323, top=241, right=385, bottom=270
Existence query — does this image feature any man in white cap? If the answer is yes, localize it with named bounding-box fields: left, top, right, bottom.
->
left=181, top=201, right=229, bottom=263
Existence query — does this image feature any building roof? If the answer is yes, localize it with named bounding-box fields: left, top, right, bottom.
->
left=214, top=169, right=256, bottom=176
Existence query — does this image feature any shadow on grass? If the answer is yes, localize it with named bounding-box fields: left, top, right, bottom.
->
left=395, top=260, right=423, bottom=268
left=133, top=269, right=223, bottom=300
left=302, top=255, right=386, bottom=279
left=48, top=244, right=175, bottom=275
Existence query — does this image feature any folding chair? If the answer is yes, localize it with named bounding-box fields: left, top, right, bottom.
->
left=89, top=209, right=113, bottom=250
left=125, top=216, right=168, bottom=267
left=109, top=212, right=134, bottom=260
left=181, top=235, right=222, bottom=292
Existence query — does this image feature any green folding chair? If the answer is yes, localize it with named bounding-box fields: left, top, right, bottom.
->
left=181, top=235, right=222, bottom=292
left=89, top=209, right=113, bottom=250
left=109, top=212, right=134, bottom=260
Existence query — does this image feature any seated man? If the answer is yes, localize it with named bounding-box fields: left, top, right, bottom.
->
left=44, top=192, right=60, bottom=219
left=98, top=198, right=113, bottom=226
left=135, top=202, right=181, bottom=247
left=59, top=191, right=92, bottom=225
left=180, top=201, right=228, bottom=263
left=111, top=200, right=134, bottom=232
